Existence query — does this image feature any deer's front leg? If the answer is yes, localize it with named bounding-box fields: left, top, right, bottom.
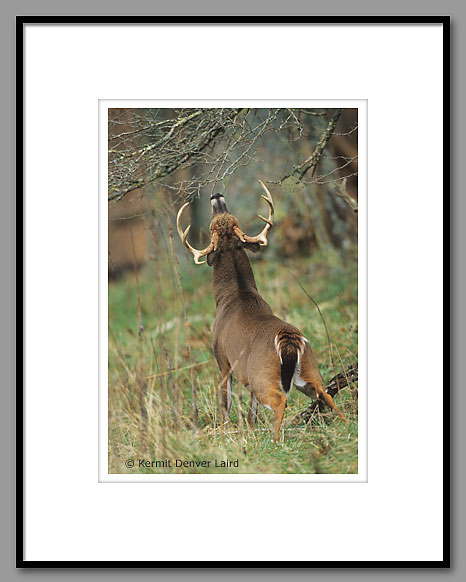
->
left=219, top=370, right=233, bottom=422
left=214, top=337, right=233, bottom=422
left=247, top=393, right=258, bottom=428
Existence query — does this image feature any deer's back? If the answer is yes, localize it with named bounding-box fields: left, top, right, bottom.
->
left=213, top=291, right=303, bottom=385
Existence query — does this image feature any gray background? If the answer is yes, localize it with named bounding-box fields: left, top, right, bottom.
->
left=1, top=0, right=461, bottom=580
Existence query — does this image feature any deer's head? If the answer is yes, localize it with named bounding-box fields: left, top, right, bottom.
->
left=176, top=180, right=274, bottom=266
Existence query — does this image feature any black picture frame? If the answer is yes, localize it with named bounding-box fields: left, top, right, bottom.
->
left=16, top=14, right=450, bottom=569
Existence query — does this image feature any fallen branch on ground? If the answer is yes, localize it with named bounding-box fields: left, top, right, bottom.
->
left=294, top=363, right=358, bottom=424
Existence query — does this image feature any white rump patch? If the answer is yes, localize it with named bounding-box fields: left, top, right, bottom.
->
left=274, top=335, right=283, bottom=363
left=292, top=336, right=308, bottom=389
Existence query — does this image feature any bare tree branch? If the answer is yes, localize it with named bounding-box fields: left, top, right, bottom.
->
left=334, top=178, right=358, bottom=213
left=108, top=108, right=244, bottom=202
left=107, top=107, right=359, bottom=248
left=280, top=108, right=343, bottom=183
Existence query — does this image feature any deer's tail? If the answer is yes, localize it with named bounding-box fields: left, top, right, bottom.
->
left=274, top=330, right=307, bottom=394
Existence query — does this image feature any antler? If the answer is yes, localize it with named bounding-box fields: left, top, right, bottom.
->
left=176, top=202, right=215, bottom=265
left=237, top=180, right=274, bottom=247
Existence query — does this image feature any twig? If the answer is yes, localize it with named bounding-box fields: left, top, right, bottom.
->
left=145, top=359, right=212, bottom=379
left=334, top=178, right=358, bottom=213
left=281, top=108, right=343, bottom=183
left=289, top=271, right=335, bottom=369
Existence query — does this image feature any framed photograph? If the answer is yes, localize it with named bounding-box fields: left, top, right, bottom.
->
left=101, top=100, right=365, bottom=483
left=19, top=16, right=449, bottom=566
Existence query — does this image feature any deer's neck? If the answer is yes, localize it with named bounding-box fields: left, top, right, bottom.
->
left=212, top=248, right=259, bottom=307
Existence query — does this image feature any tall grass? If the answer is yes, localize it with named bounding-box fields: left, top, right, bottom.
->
left=108, top=238, right=358, bottom=475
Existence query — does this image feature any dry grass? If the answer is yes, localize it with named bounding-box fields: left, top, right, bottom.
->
left=108, top=243, right=358, bottom=475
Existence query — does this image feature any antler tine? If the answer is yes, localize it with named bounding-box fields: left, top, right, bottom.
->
left=176, top=201, right=214, bottom=265
left=176, top=202, right=190, bottom=239
left=241, top=180, right=275, bottom=247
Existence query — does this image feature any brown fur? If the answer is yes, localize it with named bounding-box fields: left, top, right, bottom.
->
left=207, top=211, right=347, bottom=442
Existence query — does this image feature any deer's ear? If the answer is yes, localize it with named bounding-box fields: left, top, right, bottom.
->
left=206, top=250, right=219, bottom=266
left=244, top=242, right=261, bottom=253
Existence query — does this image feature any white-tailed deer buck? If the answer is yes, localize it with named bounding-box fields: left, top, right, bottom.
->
left=177, top=181, right=347, bottom=442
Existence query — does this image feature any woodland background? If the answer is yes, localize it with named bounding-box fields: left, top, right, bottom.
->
left=107, top=107, right=359, bottom=474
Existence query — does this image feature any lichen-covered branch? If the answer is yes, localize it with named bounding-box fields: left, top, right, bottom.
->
left=281, top=108, right=343, bottom=183
left=108, top=108, right=358, bottom=218
left=108, top=108, right=243, bottom=202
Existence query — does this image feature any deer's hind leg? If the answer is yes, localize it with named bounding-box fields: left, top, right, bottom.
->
left=269, top=390, right=288, bottom=443
left=298, top=346, right=348, bottom=423
left=249, top=378, right=287, bottom=442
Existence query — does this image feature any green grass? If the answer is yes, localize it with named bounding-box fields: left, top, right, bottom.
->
left=108, top=245, right=358, bottom=475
